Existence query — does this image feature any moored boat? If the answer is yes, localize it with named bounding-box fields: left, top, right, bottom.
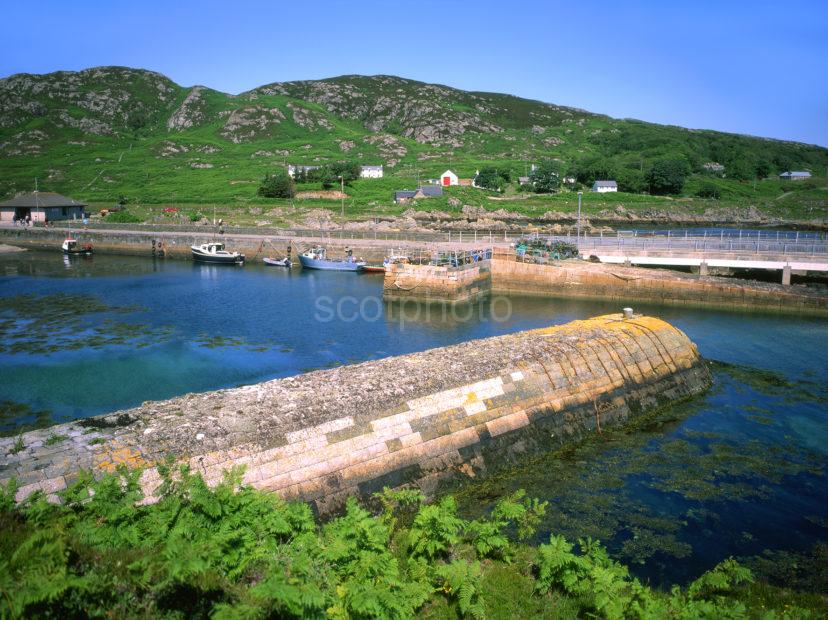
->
left=361, top=265, right=386, bottom=273
left=263, top=256, right=292, bottom=268
left=62, top=238, right=93, bottom=255
left=298, top=247, right=365, bottom=271
left=191, top=242, right=244, bottom=264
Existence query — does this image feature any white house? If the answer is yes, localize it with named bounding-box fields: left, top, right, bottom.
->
left=360, top=165, right=383, bottom=179
left=440, top=170, right=459, bottom=187
left=591, top=180, right=618, bottom=193
left=779, top=171, right=811, bottom=181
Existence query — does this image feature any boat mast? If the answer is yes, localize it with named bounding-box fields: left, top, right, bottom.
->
left=34, top=178, right=40, bottom=224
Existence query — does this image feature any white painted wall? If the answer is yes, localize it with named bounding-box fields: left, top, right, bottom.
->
left=360, top=167, right=384, bottom=178
left=440, top=170, right=459, bottom=186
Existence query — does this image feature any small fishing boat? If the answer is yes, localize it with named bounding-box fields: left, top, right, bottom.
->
left=191, top=242, right=244, bottom=264
left=361, top=265, right=386, bottom=273
left=263, top=256, right=292, bottom=268
left=298, top=247, right=365, bottom=272
left=62, top=238, right=93, bottom=255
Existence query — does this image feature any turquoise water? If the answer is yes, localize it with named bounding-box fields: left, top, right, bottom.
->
left=0, top=251, right=826, bottom=586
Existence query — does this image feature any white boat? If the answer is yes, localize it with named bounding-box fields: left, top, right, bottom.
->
left=191, top=242, right=244, bottom=264
left=62, top=238, right=93, bottom=255
left=263, top=256, right=292, bottom=268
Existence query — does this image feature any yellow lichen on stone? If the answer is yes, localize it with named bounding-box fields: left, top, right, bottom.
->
left=94, top=444, right=152, bottom=473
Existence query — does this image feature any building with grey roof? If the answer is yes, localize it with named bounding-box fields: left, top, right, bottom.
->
left=591, top=180, right=618, bottom=193
left=0, top=191, right=87, bottom=223
left=394, top=190, right=417, bottom=204
left=414, top=185, right=443, bottom=198
left=779, top=171, right=811, bottom=181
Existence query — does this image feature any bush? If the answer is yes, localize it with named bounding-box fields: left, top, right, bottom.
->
left=646, top=158, right=690, bottom=194
left=104, top=209, right=142, bottom=223
left=573, top=156, right=616, bottom=186
left=615, top=168, right=646, bottom=193
left=475, top=166, right=510, bottom=191
left=305, top=162, right=361, bottom=189
left=696, top=183, right=721, bottom=199
left=258, top=170, right=295, bottom=198
left=529, top=160, right=561, bottom=193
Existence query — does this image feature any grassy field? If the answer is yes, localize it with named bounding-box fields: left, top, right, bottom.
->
left=89, top=176, right=828, bottom=230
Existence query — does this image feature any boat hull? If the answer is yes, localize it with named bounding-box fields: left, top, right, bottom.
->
left=191, top=250, right=244, bottom=264
left=263, top=257, right=292, bottom=268
left=62, top=249, right=93, bottom=256
left=299, top=255, right=365, bottom=271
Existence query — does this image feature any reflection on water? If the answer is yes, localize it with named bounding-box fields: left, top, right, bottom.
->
left=0, top=250, right=825, bottom=586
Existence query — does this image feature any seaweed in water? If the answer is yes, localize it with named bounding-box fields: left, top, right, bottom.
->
left=0, top=400, right=54, bottom=437
left=0, top=293, right=174, bottom=355
left=77, top=413, right=137, bottom=429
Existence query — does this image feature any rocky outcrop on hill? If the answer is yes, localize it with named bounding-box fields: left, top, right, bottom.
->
left=0, top=67, right=179, bottom=134
left=167, top=86, right=208, bottom=131
left=362, top=133, right=407, bottom=166
left=220, top=106, right=285, bottom=143
left=286, top=102, right=332, bottom=131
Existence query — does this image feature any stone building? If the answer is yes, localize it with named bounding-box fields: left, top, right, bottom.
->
left=0, top=191, right=87, bottom=223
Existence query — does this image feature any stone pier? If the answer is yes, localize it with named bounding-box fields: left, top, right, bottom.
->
left=1, top=314, right=710, bottom=513
left=383, top=260, right=491, bottom=303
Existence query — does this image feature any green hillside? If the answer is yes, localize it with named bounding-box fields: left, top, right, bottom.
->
left=1, top=66, right=826, bottom=222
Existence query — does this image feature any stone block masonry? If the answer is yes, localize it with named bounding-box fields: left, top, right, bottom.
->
left=1, top=314, right=710, bottom=513
left=383, top=260, right=491, bottom=303
left=380, top=253, right=826, bottom=313
left=489, top=254, right=827, bottom=314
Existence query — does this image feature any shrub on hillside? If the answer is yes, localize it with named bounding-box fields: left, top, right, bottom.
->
left=475, top=166, right=511, bottom=191
left=105, top=209, right=142, bottom=223
left=615, top=168, right=646, bottom=193
left=572, top=156, right=616, bottom=186
left=529, top=160, right=561, bottom=193
left=696, top=183, right=721, bottom=199
left=646, top=158, right=690, bottom=194
left=258, top=170, right=295, bottom=198
left=304, top=162, right=361, bottom=189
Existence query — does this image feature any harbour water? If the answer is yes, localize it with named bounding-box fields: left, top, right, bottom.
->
left=0, top=251, right=825, bottom=587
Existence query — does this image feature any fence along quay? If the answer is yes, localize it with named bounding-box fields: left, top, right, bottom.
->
left=1, top=313, right=710, bottom=514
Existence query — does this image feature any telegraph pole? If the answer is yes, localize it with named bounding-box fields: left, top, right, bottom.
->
left=339, top=176, right=345, bottom=219
left=576, top=191, right=583, bottom=246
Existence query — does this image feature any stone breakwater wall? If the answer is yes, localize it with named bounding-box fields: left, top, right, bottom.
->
left=381, top=254, right=826, bottom=313
left=383, top=261, right=491, bottom=303
left=0, top=315, right=709, bottom=513
left=489, top=256, right=827, bottom=314
left=0, top=227, right=395, bottom=262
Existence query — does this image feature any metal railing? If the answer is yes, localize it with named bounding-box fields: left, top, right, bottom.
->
left=562, top=236, right=828, bottom=257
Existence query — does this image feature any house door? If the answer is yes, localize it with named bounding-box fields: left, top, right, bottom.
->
left=442, top=176, right=451, bottom=186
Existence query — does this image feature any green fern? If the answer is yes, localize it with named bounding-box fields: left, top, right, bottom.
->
left=409, top=496, right=465, bottom=560
left=434, top=559, right=486, bottom=619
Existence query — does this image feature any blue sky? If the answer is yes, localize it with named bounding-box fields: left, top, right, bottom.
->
left=3, top=0, right=827, bottom=145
